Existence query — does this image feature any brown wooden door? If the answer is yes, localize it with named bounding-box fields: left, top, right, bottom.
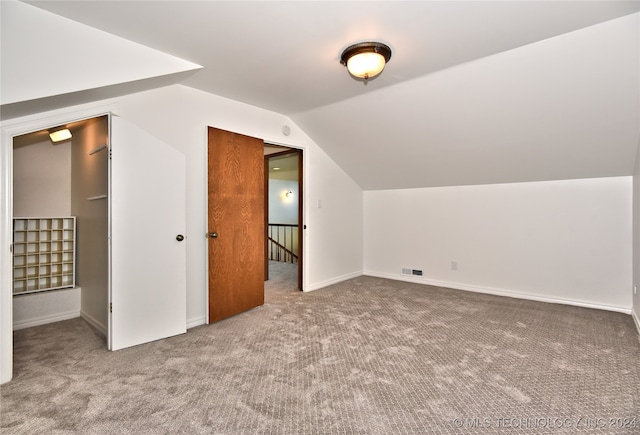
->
left=208, top=127, right=265, bottom=323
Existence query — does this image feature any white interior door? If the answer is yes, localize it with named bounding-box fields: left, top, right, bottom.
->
left=109, top=116, right=186, bottom=350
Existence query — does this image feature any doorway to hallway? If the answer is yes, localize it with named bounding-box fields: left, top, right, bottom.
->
left=265, top=146, right=303, bottom=291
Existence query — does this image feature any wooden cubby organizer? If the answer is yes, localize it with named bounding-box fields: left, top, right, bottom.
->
left=12, top=217, right=76, bottom=295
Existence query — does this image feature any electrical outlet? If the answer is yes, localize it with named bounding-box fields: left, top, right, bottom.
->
left=451, top=261, right=458, bottom=271
left=634, top=285, right=637, bottom=296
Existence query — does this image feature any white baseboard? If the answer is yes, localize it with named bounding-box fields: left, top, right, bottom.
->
left=632, top=310, right=640, bottom=337
left=80, top=310, right=107, bottom=337
left=305, top=271, right=363, bottom=292
left=13, top=310, right=80, bottom=331
left=187, top=316, right=206, bottom=329
left=364, top=271, right=633, bottom=315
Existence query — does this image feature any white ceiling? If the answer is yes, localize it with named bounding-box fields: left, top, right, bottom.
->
left=12, top=1, right=640, bottom=189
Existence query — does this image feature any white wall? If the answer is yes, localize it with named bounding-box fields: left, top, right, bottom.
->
left=364, top=177, right=632, bottom=312
left=13, top=288, right=80, bottom=330
left=71, top=117, right=109, bottom=334
left=269, top=179, right=298, bottom=225
left=12, top=136, right=80, bottom=329
left=268, top=179, right=299, bottom=259
left=13, top=138, right=71, bottom=216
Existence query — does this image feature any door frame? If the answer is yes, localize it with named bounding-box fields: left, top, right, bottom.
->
left=264, top=148, right=303, bottom=290
left=0, top=103, right=116, bottom=384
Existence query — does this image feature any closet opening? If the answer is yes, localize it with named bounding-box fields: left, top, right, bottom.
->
left=12, top=115, right=109, bottom=340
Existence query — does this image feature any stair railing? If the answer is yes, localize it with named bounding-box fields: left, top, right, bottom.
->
left=268, top=224, right=298, bottom=263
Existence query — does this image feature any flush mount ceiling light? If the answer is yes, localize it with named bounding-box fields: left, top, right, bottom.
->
left=340, top=41, right=392, bottom=83
left=49, top=128, right=72, bottom=143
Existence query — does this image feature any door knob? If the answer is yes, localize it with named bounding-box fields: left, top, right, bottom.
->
left=176, top=234, right=185, bottom=241
left=209, top=232, right=218, bottom=238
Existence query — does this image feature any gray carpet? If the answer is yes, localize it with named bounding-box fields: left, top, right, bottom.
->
left=1, top=261, right=639, bottom=434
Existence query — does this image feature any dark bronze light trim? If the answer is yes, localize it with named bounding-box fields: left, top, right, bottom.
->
left=340, top=42, right=392, bottom=67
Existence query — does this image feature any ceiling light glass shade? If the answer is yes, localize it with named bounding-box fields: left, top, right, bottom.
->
left=341, top=42, right=392, bottom=81
left=346, top=52, right=386, bottom=79
left=49, top=129, right=72, bottom=142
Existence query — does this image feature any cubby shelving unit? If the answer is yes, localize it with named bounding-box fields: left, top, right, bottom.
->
left=12, top=217, right=76, bottom=295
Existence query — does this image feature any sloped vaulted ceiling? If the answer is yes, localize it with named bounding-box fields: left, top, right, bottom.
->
left=292, top=13, right=640, bottom=189
left=4, top=1, right=640, bottom=190
left=0, top=1, right=202, bottom=114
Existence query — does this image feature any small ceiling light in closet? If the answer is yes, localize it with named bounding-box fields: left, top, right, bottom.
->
left=49, top=128, right=72, bottom=143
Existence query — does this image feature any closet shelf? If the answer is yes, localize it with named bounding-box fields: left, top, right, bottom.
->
left=87, top=195, right=107, bottom=201
left=88, top=144, right=107, bottom=155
